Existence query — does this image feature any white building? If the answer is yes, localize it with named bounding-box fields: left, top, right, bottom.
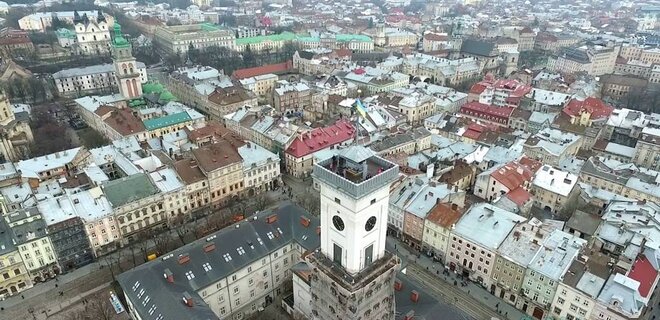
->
left=18, top=10, right=114, bottom=32
left=531, top=165, right=578, bottom=214
left=237, top=142, right=281, bottom=195
left=53, top=63, right=147, bottom=96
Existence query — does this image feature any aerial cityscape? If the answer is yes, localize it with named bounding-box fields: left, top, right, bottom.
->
left=0, top=0, right=659, bottom=319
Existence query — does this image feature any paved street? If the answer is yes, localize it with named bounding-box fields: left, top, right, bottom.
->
left=387, top=237, right=528, bottom=320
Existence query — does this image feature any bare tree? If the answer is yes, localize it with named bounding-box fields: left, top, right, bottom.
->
left=254, top=193, right=272, bottom=211
left=85, top=294, right=115, bottom=320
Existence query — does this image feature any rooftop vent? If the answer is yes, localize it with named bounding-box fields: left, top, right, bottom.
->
left=164, top=268, right=174, bottom=283
left=266, top=214, right=278, bottom=224
left=182, top=292, right=193, bottom=307
left=300, top=216, right=311, bottom=228
left=203, top=243, right=216, bottom=253
left=178, top=253, right=190, bottom=265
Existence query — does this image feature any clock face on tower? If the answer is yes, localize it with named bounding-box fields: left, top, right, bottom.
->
left=365, top=216, right=377, bottom=232
left=332, top=215, right=345, bottom=231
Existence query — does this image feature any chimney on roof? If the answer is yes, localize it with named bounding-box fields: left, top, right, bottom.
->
left=300, top=216, right=310, bottom=228
left=203, top=243, right=216, bottom=252
left=451, top=203, right=458, bottom=211
left=182, top=292, right=194, bottom=307
left=164, top=268, right=174, bottom=283
left=266, top=214, right=278, bottom=224
left=178, top=253, right=190, bottom=265
left=316, top=226, right=321, bottom=235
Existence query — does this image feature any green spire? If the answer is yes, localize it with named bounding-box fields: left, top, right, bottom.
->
left=112, top=22, right=130, bottom=48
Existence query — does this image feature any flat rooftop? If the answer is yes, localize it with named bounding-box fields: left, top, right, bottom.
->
left=313, top=146, right=398, bottom=199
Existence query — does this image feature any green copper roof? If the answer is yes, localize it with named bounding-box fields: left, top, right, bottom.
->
left=158, top=90, right=176, bottom=102
left=103, top=173, right=159, bottom=207
left=112, top=22, right=130, bottom=48
left=141, top=82, right=164, bottom=95
left=336, top=34, right=372, bottom=42
left=56, top=28, right=76, bottom=39
left=128, top=98, right=147, bottom=108
left=236, top=32, right=297, bottom=45
left=143, top=112, right=191, bottom=131
left=200, top=23, right=220, bottom=32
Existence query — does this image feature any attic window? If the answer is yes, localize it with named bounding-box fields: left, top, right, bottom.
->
left=257, top=237, right=264, bottom=245
left=137, top=288, right=146, bottom=299
left=202, top=262, right=212, bottom=272
left=277, top=227, right=283, bottom=235
left=223, top=253, right=232, bottom=262
left=185, top=270, right=195, bottom=280
left=237, top=247, right=246, bottom=255
left=132, top=281, right=141, bottom=291
left=142, top=296, right=151, bottom=306
left=148, top=305, right=157, bottom=315
left=267, top=232, right=275, bottom=239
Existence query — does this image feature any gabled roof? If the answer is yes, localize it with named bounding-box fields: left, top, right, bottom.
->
left=231, top=61, right=293, bottom=80
left=285, top=119, right=355, bottom=158
left=117, top=203, right=320, bottom=320
left=562, top=97, right=613, bottom=120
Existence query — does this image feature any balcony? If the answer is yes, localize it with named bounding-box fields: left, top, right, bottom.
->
left=309, top=250, right=399, bottom=292
left=313, top=156, right=398, bottom=199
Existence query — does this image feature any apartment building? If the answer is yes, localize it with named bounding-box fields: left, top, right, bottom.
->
left=422, top=203, right=463, bottom=261
left=273, top=81, right=311, bottom=112
left=117, top=204, right=319, bottom=320
left=174, top=158, right=211, bottom=213
left=548, top=44, right=620, bottom=76
left=632, top=127, right=660, bottom=170
left=192, top=141, right=244, bottom=206
left=104, top=173, right=167, bottom=242
left=153, top=23, right=235, bottom=56
left=473, top=159, right=538, bottom=202
left=53, top=63, right=148, bottom=97
left=341, top=67, right=409, bottom=95
left=531, top=165, right=578, bottom=214
left=549, top=251, right=611, bottom=320
left=369, top=127, right=432, bottom=156
left=18, top=11, right=114, bottom=32
left=237, top=142, right=281, bottom=194
left=579, top=157, right=660, bottom=204
left=447, top=203, right=525, bottom=288
left=491, top=219, right=561, bottom=310
left=523, top=128, right=582, bottom=166
left=284, top=120, right=354, bottom=178
left=238, top=74, right=278, bottom=98
left=5, top=208, right=59, bottom=281
left=206, top=86, right=258, bottom=119
left=0, top=218, right=32, bottom=299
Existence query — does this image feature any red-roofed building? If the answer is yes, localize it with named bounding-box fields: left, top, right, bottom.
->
left=231, top=61, right=293, bottom=80
left=469, top=77, right=532, bottom=107
left=459, top=102, right=514, bottom=127
left=562, top=97, right=614, bottom=126
left=423, top=202, right=464, bottom=259
left=628, top=255, right=658, bottom=298
left=504, top=187, right=532, bottom=207
left=475, top=158, right=539, bottom=202
left=284, top=120, right=355, bottom=177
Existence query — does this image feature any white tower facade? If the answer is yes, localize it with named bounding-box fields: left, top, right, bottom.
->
left=302, top=145, right=400, bottom=320
left=318, top=148, right=392, bottom=274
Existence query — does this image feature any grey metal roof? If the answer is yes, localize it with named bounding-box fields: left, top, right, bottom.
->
left=117, top=202, right=320, bottom=320
left=460, top=39, right=497, bottom=57
left=0, top=218, right=17, bottom=255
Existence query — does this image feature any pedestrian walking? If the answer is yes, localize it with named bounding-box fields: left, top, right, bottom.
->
left=21, top=295, right=24, bottom=299
left=55, top=284, right=58, bottom=288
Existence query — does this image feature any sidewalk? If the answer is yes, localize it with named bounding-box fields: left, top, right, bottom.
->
left=387, top=237, right=528, bottom=320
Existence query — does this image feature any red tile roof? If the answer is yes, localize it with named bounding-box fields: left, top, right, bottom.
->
left=424, top=33, right=448, bottom=41
left=562, top=97, right=614, bottom=120
left=628, top=255, right=657, bottom=298
left=426, top=203, right=463, bottom=228
left=491, top=162, right=535, bottom=191
left=460, top=102, right=514, bottom=124
left=102, top=107, right=146, bottom=136
left=285, top=119, right=355, bottom=158
left=232, top=61, right=293, bottom=80
left=505, top=187, right=532, bottom=206
left=469, top=82, right=488, bottom=94
left=518, top=156, right=543, bottom=173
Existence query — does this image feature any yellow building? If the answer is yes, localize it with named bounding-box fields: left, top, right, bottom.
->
left=192, top=141, right=244, bottom=206
left=0, top=219, right=32, bottom=299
